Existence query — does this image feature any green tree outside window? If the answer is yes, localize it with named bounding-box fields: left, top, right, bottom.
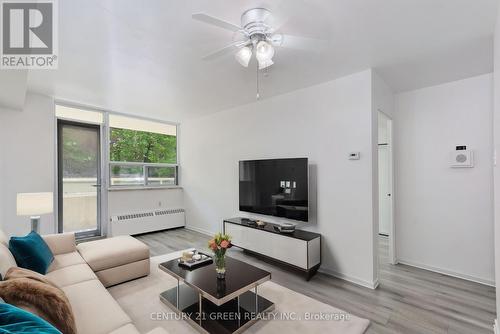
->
left=110, top=128, right=177, bottom=177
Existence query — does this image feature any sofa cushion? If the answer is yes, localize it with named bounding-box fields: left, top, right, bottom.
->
left=3, top=267, right=57, bottom=288
left=0, top=243, right=17, bottom=279
left=96, top=259, right=150, bottom=288
left=0, top=267, right=77, bottom=334
left=9, top=231, right=54, bottom=274
left=47, top=251, right=86, bottom=273
left=145, top=328, right=170, bottom=334
left=0, top=302, right=61, bottom=334
left=108, top=324, right=141, bottom=334
left=42, top=233, right=76, bottom=256
left=108, top=324, right=170, bottom=334
left=62, top=279, right=132, bottom=334
left=77, top=236, right=149, bottom=272
left=46, top=263, right=97, bottom=288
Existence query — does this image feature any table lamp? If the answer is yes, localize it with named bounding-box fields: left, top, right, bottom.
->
left=17, top=192, right=53, bottom=233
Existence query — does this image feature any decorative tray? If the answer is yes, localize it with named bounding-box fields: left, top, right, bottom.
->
left=178, top=250, right=213, bottom=269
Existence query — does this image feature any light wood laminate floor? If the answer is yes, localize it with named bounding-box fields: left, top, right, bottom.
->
left=135, top=228, right=496, bottom=334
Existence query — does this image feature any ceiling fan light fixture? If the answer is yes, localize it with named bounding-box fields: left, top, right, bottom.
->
left=255, top=40, right=275, bottom=62
left=235, top=46, right=252, bottom=67
left=258, top=58, right=274, bottom=70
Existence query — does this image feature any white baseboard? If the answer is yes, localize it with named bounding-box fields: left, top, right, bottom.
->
left=494, top=319, right=499, bottom=334
left=398, top=259, right=495, bottom=287
left=185, top=225, right=215, bottom=236
left=319, top=267, right=379, bottom=290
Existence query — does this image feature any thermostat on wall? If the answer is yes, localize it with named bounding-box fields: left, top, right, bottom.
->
left=451, top=149, right=474, bottom=168
left=348, top=152, right=360, bottom=160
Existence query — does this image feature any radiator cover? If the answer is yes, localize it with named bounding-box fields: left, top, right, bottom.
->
left=110, top=208, right=185, bottom=236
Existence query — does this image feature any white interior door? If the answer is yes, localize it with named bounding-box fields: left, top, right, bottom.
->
left=378, top=144, right=391, bottom=235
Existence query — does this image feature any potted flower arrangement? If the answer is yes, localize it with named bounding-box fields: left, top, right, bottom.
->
left=208, top=233, right=232, bottom=279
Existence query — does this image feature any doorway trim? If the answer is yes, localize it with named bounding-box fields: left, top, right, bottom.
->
left=379, top=110, right=396, bottom=265
left=56, top=119, right=104, bottom=239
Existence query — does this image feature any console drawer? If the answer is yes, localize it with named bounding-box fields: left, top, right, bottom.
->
left=225, top=222, right=309, bottom=269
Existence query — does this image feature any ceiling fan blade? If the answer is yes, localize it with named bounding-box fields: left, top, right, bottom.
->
left=201, top=40, right=248, bottom=61
left=271, top=34, right=327, bottom=51
left=192, top=13, right=241, bottom=32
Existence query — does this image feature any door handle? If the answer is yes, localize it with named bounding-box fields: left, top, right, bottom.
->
left=387, top=194, right=391, bottom=197
left=91, top=184, right=102, bottom=187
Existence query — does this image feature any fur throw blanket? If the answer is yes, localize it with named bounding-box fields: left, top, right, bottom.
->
left=0, top=267, right=76, bottom=334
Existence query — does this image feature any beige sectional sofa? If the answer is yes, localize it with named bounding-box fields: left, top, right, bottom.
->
left=0, top=231, right=167, bottom=334
left=76, top=236, right=150, bottom=288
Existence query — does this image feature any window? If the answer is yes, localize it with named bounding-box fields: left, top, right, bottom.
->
left=109, top=115, right=178, bottom=187
left=56, top=105, right=104, bottom=124
left=147, top=166, right=176, bottom=186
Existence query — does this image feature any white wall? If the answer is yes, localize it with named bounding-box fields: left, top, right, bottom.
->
left=395, top=73, right=494, bottom=285
left=0, top=70, right=27, bottom=111
left=182, top=70, right=379, bottom=288
left=108, top=188, right=183, bottom=216
left=493, top=3, right=500, bottom=321
left=0, top=93, right=56, bottom=236
left=372, top=71, right=395, bottom=119
left=0, top=113, right=3, bottom=234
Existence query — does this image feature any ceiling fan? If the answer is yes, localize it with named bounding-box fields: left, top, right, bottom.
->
left=192, top=8, right=325, bottom=70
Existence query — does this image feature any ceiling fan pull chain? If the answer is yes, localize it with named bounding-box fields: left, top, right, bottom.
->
left=256, top=61, right=260, bottom=100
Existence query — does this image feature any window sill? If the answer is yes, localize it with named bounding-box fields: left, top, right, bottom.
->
left=108, top=186, right=182, bottom=191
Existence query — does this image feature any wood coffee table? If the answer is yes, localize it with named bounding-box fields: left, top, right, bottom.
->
left=159, top=255, right=274, bottom=334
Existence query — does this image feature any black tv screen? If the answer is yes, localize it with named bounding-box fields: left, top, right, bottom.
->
left=239, top=158, right=308, bottom=222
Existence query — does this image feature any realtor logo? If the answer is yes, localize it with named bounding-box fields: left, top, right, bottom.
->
left=1, top=0, right=58, bottom=69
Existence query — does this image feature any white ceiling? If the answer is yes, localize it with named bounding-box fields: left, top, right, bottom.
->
left=26, top=0, right=498, bottom=121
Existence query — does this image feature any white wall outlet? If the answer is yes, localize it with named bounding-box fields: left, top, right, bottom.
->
left=349, top=152, right=360, bottom=160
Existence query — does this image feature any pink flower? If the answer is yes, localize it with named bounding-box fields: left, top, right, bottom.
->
left=220, top=240, right=230, bottom=249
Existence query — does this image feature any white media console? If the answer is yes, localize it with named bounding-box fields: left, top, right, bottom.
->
left=223, top=217, right=321, bottom=280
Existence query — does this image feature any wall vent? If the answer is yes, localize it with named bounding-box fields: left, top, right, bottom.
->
left=113, top=208, right=185, bottom=222
left=116, top=212, right=154, bottom=221
left=155, top=208, right=185, bottom=216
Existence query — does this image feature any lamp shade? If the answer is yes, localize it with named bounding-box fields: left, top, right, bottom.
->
left=17, top=193, right=53, bottom=216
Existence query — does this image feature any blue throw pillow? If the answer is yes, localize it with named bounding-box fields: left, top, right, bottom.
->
left=9, top=232, right=54, bottom=275
left=0, top=303, right=61, bottom=333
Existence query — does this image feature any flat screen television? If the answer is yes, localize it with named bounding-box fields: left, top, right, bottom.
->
left=239, top=158, right=308, bottom=222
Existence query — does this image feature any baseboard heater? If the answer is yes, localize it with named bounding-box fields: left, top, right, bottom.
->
left=110, top=208, right=185, bottom=236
